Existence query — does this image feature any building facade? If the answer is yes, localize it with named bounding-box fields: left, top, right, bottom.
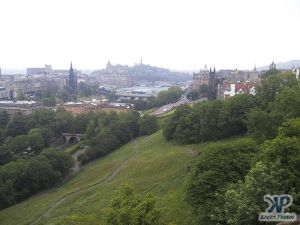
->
left=60, top=101, right=131, bottom=115
left=191, top=65, right=209, bottom=89
left=101, top=74, right=132, bottom=88
left=0, top=101, right=45, bottom=116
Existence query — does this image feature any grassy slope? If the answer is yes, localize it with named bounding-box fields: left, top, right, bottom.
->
left=0, top=131, right=199, bottom=225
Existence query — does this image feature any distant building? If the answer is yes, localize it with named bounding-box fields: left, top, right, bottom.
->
left=26, top=64, right=52, bottom=75
left=247, top=65, right=259, bottom=81
left=295, top=68, right=300, bottom=79
left=0, top=87, right=8, bottom=99
left=221, top=81, right=257, bottom=99
left=191, top=65, right=209, bottom=89
left=223, top=83, right=236, bottom=99
left=13, top=79, right=35, bottom=94
left=208, top=68, right=218, bottom=100
left=269, top=61, right=276, bottom=70
left=101, top=74, right=132, bottom=88
left=60, top=101, right=131, bottom=115
left=0, top=100, right=45, bottom=116
left=217, top=66, right=259, bottom=82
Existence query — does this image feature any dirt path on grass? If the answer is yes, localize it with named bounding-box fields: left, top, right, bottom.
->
left=181, top=147, right=198, bottom=156
left=70, top=148, right=88, bottom=174
left=30, top=140, right=139, bottom=225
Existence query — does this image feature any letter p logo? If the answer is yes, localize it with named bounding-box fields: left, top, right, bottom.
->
left=264, top=195, right=293, bottom=213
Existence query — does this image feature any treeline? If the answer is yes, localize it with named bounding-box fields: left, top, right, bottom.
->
left=187, top=83, right=209, bottom=100
left=0, top=149, right=73, bottom=209
left=126, top=86, right=183, bottom=111
left=78, top=113, right=158, bottom=164
left=0, top=108, right=89, bottom=165
left=183, top=70, right=300, bottom=225
left=0, top=108, right=158, bottom=209
left=185, top=117, right=300, bottom=225
left=0, top=108, right=86, bottom=209
left=35, top=84, right=97, bottom=105
left=164, top=70, right=299, bottom=144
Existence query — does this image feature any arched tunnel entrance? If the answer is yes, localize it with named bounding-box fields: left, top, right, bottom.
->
left=62, top=133, right=84, bottom=144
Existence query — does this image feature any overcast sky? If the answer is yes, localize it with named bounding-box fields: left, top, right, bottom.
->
left=0, top=0, right=299, bottom=71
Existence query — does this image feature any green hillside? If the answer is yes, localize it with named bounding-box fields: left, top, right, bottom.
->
left=0, top=131, right=200, bottom=225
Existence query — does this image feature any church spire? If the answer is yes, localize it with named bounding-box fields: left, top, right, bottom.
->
left=69, top=62, right=77, bottom=94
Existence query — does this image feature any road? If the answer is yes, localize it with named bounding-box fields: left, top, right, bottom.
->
left=150, top=96, right=207, bottom=116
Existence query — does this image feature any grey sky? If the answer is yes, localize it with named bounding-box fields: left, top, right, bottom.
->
left=0, top=0, right=299, bottom=71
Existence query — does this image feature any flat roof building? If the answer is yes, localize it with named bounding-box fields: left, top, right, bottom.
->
left=0, top=100, right=45, bottom=116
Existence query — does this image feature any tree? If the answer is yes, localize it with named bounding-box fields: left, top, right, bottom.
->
left=6, top=114, right=28, bottom=137
left=28, top=128, right=54, bottom=147
left=94, top=128, right=121, bottom=154
left=194, top=100, right=224, bottom=141
left=57, top=89, right=70, bottom=103
left=110, top=120, right=133, bottom=145
left=0, top=128, right=5, bottom=143
left=134, top=99, right=148, bottom=111
left=187, top=89, right=200, bottom=101
left=154, top=86, right=183, bottom=107
left=278, top=118, right=300, bottom=138
left=0, top=159, right=29, bottom=202
left=0, top=146, right=12, bottom=166
left=0, top=111, right=9, bottom=128
left=225, top=94, right=257, bottom=136
left=185, top=138, right=258, bottom=225
left=163, top=104, right=192, bottom=141
left=138, top=114, right=158, bottom=136
left=78, top=82, right=95, bottom=97
left=7, top=135, right=29, bottom=154
left=0, top=178, right=16, bottom=209
left=221, top=136, right=300, bottom=225
left=55, top=107, right=74, bottom=134
left=41, top=148, right=74, bottom=176
left=273, top=86, right=300, bottom=119
left=71, top=114, right=88, bottom=134
left=16, top=92, right=28, bottom=101
left=85, top=119, right=97, bottom=139
left=245, top=108, right=282, bottom=142
left=42, top=96, right=56, bottom=106
left=213, top=119, right=300, bottom=225
left=27, top=133, right=45, bottom=154
left=173, top=113, right=198, bottom=144
left=24, top=156, right=61, bottom=193
left=104, top=185, right=162, bottom=225
left=107, top=91, right=117, bottom=101
left=256, top=71, right=298, bottom=109
left=0, top=149, right=74, bottom=209
left=33, top=109, right=56, bottom=130
left=198, top=84, right=209, bottom=96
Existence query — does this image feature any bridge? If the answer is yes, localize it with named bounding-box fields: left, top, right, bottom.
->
left=62, top=133, right=84, bottom=144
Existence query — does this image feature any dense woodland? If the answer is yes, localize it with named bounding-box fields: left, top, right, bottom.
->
left=0, top=108, right=158, bottom=210
left=162, top=70, right=300, bottom=225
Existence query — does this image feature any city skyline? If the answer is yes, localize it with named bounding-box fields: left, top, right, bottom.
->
left=0, top=0, right=299, bottom=71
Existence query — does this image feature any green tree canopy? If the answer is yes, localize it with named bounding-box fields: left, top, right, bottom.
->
left=185, top=138, right=258, bottom=224
left=138, top=114, right=159, bottom=136
left=104, top=185, right=162, bottom=225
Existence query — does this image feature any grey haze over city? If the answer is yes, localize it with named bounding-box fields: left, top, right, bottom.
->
left=0, top=0, right=300, bottom=71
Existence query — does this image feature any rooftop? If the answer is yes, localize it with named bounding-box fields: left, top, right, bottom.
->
left=0, top=100, right=37, bottom=105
